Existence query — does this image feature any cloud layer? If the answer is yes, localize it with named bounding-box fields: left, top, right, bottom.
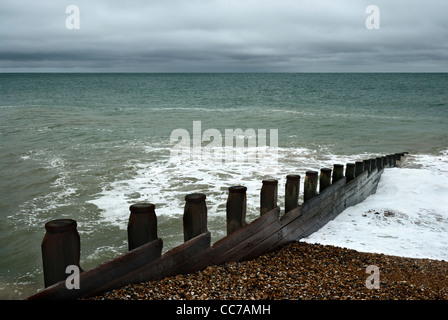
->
left=1, top=0, right=447, bottom=72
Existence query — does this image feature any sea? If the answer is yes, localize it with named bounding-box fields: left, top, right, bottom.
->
left=0, top=73, right=447, bottom=299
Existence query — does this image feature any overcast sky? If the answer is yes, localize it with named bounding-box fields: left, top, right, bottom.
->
left=0, top=0, right=447, bottom=72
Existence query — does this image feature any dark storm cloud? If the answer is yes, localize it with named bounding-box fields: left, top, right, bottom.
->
left=0, top=0, right=447, bottom=72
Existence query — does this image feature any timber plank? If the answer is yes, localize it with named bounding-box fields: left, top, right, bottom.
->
left=90, top=232, right=211, bottom=296
left=212, top=207, right=280, bottom=265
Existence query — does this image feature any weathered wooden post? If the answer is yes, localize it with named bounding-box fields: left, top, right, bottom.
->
left=332, top=164, right=344, bottom=183
left=386, top=154, right=393, bottom=167
left=319, top=168, right=332, bottom=192
left=363, top=159, right=371, bottom=172
left=379, top=156, right=387, bottom=169
left=226, top=186, right=247, bottom=235
left=128, top=203, right=158, bottom=251
left=285, top=174, right=300, bottom=213
left=183, top=193, right=208, bottom=242
left=345, top=163, right=356, bottom=181
left=370, top=158, right=377, bottom=171
left=303, top=171, right=318, bottom=202
left=376, top=157, right=384, bottom=169
left=41, top=219, right=81, bottom=288
left=391, top=154, right=398, bottom=167
left=385, top=155, right=391, bottom=166
left=355, top=161, right=364, bottom=177
left=260, top=179, right=278, bottom=215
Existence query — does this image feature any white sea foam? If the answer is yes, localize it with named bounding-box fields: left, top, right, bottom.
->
left=303, top=152, right=448, bottom=261
left=87, top=147, right=448, bottom=261
left=87, top=146, right=373, bottom=230
left=87, top=146, right=328, bottom=229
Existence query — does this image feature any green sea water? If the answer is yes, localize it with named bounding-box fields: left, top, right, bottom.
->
left=1, top=73, right=447, bottom=299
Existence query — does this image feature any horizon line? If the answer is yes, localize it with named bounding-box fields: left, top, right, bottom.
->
left=1, top=71, right=447, bottom=74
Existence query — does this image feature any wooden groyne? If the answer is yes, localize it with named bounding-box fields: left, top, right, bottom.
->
left=27, top=152, right=408, bottom=300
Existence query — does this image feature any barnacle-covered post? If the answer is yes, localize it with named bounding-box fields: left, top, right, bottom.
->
left=41, top=219, right=81, bottom=288
left=285, top=174, right=300, bottom=213
left=183, top=193, right=208, bottom=242
left=226, top=186, right=247, bottom=235
left=128, top=203, right=158, bottom=251
left=260, top=179, right=278, bottom=215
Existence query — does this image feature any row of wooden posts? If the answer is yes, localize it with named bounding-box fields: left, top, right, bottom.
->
left=40, top=152, right=407, bottom=289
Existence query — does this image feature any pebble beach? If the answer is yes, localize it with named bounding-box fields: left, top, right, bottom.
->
left=87, top=242, right=448, bottom=300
